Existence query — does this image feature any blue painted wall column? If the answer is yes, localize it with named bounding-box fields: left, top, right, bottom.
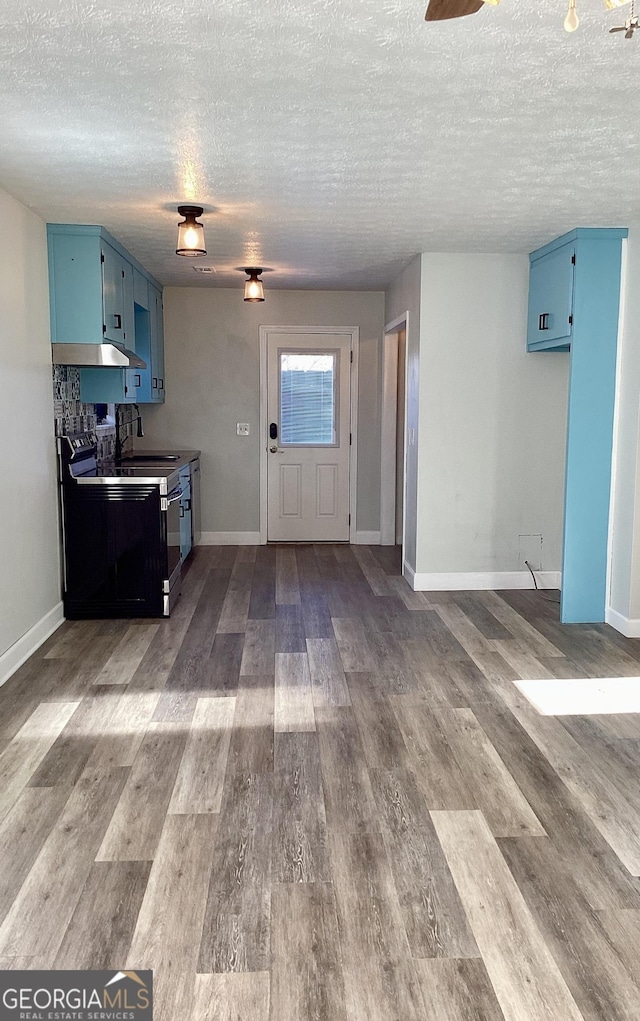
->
left=561, top=234, right=626, bottom=622
left=528, top=228, right=627, bottom=624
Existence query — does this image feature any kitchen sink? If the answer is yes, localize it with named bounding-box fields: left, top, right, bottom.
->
left=119, top=454, right=180, bottom=462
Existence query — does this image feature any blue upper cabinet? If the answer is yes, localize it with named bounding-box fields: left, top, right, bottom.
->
left=127, top=272, right=164, bottom=404
left=527, top=227, right=628, bottom=624
left=47, top=224, right=165, bottom=404
left=101, top=242, right=128, bottom=345
left=48, top=230, right=105, bottom=346
left=527, top=241, right=575, bottom=351
left=150, top=284, right=165, bottom=403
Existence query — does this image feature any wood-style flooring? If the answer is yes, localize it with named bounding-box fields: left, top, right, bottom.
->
left=2, top=543, right=640, bottom=1020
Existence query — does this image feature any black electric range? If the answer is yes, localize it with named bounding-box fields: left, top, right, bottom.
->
left=58, top=433, right=184, bottom=618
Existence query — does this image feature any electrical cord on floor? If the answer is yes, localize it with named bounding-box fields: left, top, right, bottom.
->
left=525, top=560, right=561, bottom=603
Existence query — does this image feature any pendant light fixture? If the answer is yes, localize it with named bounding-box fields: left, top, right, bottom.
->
left=423, top=0, right=636, bottom=35
left=243, top=267, right=265, bottom=302
left=176, top=205, right=206, bottom=257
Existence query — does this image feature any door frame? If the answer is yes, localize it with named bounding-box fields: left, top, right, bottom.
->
left=380, top=311, right=410, bottom=549
left=259, top=325, right=360, bottom=544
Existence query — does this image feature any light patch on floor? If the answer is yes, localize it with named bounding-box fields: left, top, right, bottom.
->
left=515, top=676, right=640, bottom=716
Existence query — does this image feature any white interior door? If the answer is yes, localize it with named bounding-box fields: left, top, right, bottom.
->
left=266, top=332, right=352, bottom=542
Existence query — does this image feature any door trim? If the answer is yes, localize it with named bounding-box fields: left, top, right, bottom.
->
left=259, top=325, right=359, bottom=544
left=380, top=312, right=410, bottom=549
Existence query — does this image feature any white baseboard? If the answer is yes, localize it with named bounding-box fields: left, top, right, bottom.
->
left=606, top=606, right=640, bottom=639
left=200, top=531, right=262, bottom=546
left=200, top=531, right=384, bottom=547
left=409, top=570, right=561, bottom=592
left=0, top=602, right=65, bottom=688
left=353, top=531, right=381, bottom=545
left=403, top=561, right=416, bottom=587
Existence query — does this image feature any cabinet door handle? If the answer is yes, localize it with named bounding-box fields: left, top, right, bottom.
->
left=538, top=313, right=549, bottom=331
left=134, top=374, right=141, bottom=387
left=152, top=377, right=158, bottom=389
left=113, top=314, right=122, bottom=330
left=179, top=505, right=184, bottom=518
left=159, top=378, right=164, bottom=390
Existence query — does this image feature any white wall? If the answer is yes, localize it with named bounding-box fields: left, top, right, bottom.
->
left=385, top=255, right=422, bottom=572
left=0, top=188, right=62, bottom=682
left=139, top=288, right=385, bottom=537
left=416, top=253, right=569, bottom=579
left=609, top=228, right=640, bottom=632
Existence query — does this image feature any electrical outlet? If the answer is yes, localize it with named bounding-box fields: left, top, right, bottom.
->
left=236, top=422, right=250, bottom=436
left=518, top=534, right=543, bottom=572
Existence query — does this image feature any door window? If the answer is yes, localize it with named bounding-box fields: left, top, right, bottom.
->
left=279, top=350, right=339, bottom=446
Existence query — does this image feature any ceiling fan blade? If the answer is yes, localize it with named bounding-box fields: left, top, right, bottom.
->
left=625, top=26, right=635, bottom=35
left=609, top=24, right=626, bottom=30
left=425, top=0, right=484, bottom=22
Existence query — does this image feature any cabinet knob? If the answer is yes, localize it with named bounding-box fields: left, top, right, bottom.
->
left=538, top=313, right=550, bottom=331
left=113, top=314, right=122, bottom=330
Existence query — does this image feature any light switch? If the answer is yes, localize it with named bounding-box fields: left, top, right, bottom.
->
left=237, top=423, right=250, bottom=436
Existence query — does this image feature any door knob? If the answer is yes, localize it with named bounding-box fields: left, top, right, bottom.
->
left=269, top=445, right=278, bottom=453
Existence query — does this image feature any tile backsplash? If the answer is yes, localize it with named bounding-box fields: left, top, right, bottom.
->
left=116, top=405, right=139, bottom=461
left=52, top=365, right=119, bottom=463
left=52, top=366, right=97, bottom=436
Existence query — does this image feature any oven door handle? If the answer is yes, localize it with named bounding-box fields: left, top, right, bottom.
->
left=162, top=486, right=184, bottom=511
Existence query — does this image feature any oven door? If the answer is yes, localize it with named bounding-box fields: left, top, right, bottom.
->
left=62, top=482, right=165, bottom=618
left=163, top=485, right=183, bottom=614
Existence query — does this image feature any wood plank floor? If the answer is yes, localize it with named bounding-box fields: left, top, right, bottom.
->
left=2, top=543, right=640, bottom=1020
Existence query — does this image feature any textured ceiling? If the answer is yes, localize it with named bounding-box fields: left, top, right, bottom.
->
left=1, top=0, right=638, bottom=289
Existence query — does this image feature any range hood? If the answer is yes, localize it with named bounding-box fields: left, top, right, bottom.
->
left=52, top=343, right=147, bottom=370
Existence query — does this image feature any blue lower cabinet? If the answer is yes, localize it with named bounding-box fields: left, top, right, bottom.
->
left=179, top=468, right=192, bottom=562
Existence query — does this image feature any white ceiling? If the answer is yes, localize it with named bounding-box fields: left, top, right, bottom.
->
left=1, top=0, right=638, bottom=290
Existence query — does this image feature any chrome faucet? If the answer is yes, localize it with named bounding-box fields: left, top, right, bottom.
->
left=115, top=404, right=144, bottom=461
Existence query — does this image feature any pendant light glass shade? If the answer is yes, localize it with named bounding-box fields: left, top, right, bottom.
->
left=564, top=0, right=579, bottom=29
left=176, top=205, right=206, bottom=257
left=243, top=268, right=265, bottom=302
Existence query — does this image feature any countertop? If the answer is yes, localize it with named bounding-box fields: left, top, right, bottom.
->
left=121, top=448, right=201, bottom=467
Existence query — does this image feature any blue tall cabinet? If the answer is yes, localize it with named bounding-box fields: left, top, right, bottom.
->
left=527, top=228, right=627, bottom=623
